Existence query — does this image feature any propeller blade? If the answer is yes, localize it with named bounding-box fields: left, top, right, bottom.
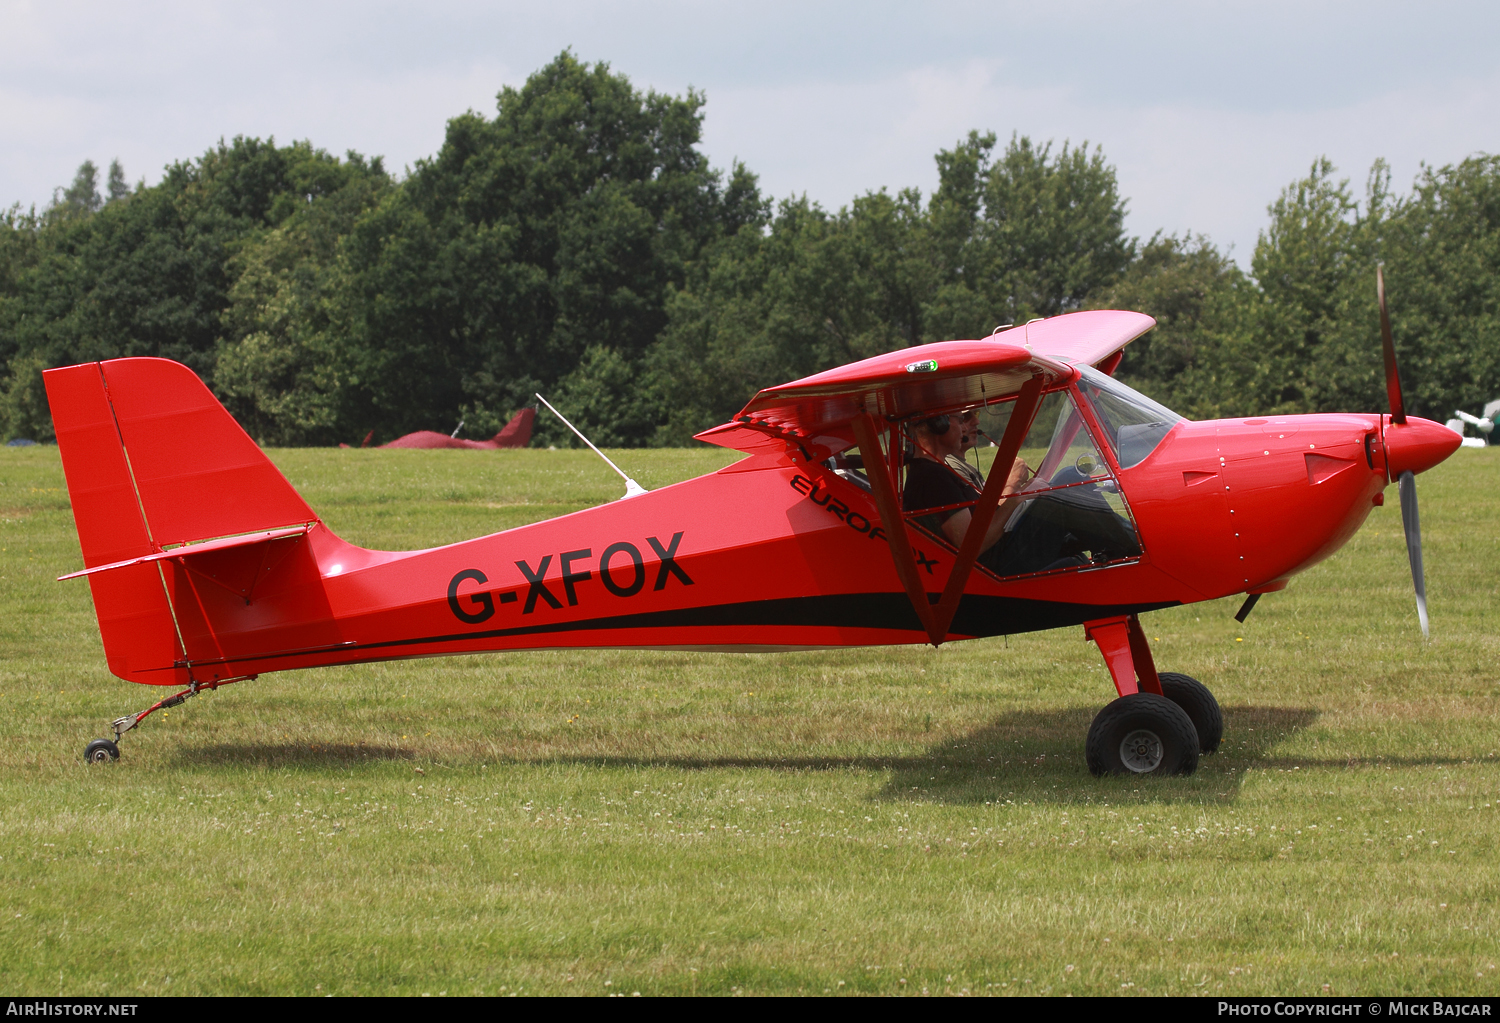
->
left=1397, top=469, right=1429, bottom=638
left=1378, top=265, right=1407, bottom=425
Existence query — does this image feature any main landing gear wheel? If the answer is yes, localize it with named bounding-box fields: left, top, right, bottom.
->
left=84, top=738, right=120, bottom=764
left=1086, top=694, right=1199, bottom=777
left=1158, top=672, right=1222, bottom=754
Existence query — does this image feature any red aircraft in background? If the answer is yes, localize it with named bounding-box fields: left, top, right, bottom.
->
left=47, top=270, right=1458, bottom=776
left=341, top=407, right=536, bottom=450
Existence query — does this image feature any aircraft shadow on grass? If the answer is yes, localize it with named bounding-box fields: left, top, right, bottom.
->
left=524, top=704, right=1325, bottom=805
left=869, top=705, right=1487, bottom=804
left=528, top=706, right=1324, bottom=800
left=177, top=741, right=415, bottom=769
left=874, top=704, right=1322, bottom=805
left=174, top=705, right=1476, bottom=800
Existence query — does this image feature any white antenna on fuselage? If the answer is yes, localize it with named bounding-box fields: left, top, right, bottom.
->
left=535, top=393, right=648, bottom=500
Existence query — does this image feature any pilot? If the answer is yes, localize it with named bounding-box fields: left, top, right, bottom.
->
left=902, top=410, right=1032, bottom=555
left=903, top=409, right=1142, bottom=575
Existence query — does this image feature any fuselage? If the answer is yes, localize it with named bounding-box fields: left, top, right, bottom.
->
left=47, top=348, right=1460, bottom=689
left=152, top=404, right=1431, bottom=688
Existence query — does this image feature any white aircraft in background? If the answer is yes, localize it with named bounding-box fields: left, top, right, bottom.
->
left=1446, top=399, right=1499, bottom=448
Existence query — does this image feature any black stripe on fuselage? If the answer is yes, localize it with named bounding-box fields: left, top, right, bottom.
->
left=347, top=593, right=1178, bottom=656
left=189, top=593, right=1178, bottom=669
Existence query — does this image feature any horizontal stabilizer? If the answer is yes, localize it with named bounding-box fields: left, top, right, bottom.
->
left=58, top=525, right=313, bottom=580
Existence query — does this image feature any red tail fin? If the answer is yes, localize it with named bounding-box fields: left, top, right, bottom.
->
left=45, top=358, right=319, bottom=684
left=494, top=407, right=535, bottom=447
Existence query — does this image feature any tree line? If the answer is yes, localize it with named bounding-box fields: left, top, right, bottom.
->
left=3, top=52, right=1498, bottom=446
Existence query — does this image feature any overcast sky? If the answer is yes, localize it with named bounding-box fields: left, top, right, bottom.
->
left=4, top=1, right=1498, bottom=265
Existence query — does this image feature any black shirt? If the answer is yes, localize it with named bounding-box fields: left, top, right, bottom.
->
left=903, top=458, right=979, bottom=533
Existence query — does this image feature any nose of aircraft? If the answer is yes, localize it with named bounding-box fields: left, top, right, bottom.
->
left=1384, top=416, right=1462, bottom=479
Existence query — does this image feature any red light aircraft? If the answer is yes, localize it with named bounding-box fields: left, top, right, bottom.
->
left=375, top=407, right=535, bottom=450
left=47, top=270, right=1458, bottom=776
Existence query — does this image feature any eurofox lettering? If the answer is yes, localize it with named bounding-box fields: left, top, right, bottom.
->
left=789, top=475, right=887, bottom=541
left=446, top=533, right=694, bottom=624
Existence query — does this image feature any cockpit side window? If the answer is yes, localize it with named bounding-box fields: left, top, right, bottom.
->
left=824, top=446, right=871, bottom=491
left=1076, top=365, right=1184, bottom=469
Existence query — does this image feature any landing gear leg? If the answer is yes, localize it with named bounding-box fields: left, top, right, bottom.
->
left=1082, top=615, right=1201, bottom=777
left=83, top=675, right=250, bottom=763
left=1084, top=614, right=1163, bottom=699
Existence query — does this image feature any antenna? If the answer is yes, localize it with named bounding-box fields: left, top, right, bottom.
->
left=535, top=393, right=648, bottom=500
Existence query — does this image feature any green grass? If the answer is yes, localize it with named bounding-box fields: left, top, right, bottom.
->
left=1, top=444, right=1498, bottom=996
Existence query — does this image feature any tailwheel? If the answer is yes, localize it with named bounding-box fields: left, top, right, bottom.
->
left=84, top=738, right=120, bottom=764
left=1158, top=672, right=1222, bottom=754
left=1086, top=694, right=1199, bottom=777
left=85, top=676, right=247, bottom=764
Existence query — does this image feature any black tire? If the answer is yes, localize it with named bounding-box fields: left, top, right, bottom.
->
left=1086, top=694, right=1199, bottom=777
left=1158, top=672, right=1223, bottom=754
left=84, top=739, right=119, bottom=764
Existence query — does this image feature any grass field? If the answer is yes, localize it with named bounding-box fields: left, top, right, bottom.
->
left=1, top=444, right=1498, bottom=996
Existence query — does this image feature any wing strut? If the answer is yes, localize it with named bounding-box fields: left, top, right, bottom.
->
left=852, top=413, right=940, bottom=642
left=852, top=372, right=1045, bottom=647
left=931, top=374, right=1046, bottom=639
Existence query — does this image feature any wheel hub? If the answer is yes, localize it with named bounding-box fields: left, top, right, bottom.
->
left=1119, top=728, right=1163, bottom=773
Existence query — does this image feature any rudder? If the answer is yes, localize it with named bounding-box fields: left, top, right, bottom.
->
left=97, top=358, right=315, bottom=545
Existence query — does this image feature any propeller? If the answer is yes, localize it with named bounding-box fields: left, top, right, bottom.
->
left=1377, top=265, right=1406, bottom=425
left=1378, top=266, right=1428, bottom=638
left=1397, top=470, right=1429, bottom=638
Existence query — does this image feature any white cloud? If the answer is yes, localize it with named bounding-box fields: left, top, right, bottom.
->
left=701, top=60, right=1500, bottom=264
left=3, top=0, right=1497, bottom=266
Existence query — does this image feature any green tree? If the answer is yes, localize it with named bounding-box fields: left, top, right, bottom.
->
left=331, top=51, right=758, bottom=446
left=1249, top=157, right=1375, bottom=413
left=1088, top=233, right=1257, bottom=418
left=213, top=150, right=390, bottom=444
left=1, top=139, right=387, bottom=440
left=924, top=132, right=1135, bottom=339
left=649, top=132, right=1133, bottom=441
left=52, top=160, right=103, bottom=220
left=106, top=160, right=131, bottom=204
left=647, top=188, right=933, bottom=443
left=1374, top=155, right=1500, bottom=420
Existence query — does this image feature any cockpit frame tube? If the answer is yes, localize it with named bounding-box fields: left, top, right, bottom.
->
left=1066, top=377, right=1146, bottom=536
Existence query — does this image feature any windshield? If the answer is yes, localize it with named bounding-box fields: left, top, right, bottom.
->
left=1076, top=365, right=1184, bottom=469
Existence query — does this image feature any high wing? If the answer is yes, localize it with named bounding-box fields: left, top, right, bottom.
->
left=693, top=309, right=1156, bottom=645
left=694, top=310, right=1155, bottom=458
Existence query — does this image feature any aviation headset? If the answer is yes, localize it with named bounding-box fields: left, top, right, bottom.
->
left=920, top=410, right=981, bottom=434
